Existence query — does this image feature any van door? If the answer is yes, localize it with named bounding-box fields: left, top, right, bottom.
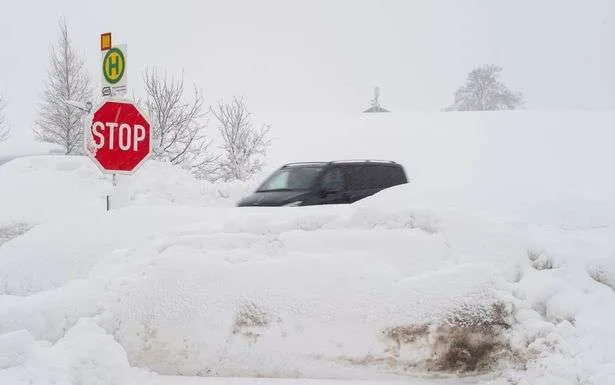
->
left=317, top=167, right=350, bottom=204
left=344, top=164, right=383, bottom=202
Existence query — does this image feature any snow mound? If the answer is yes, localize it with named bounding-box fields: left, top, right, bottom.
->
left=1, top=111, right=615, bottom=384
left=0, top=156, right=251, bottom=227
left=111, top=160, right=254, bottom=209
left=0, top=330, right=34, bottom=369
left=2, top=185, right=608, bottom=382
left=98, top=210, right=510, bottom=378
left=0, top=156, right=108, bottom=225
left=0, top=139, right=64, bottom=166
left=1, top=195, right=529, bottom=381
left=0, top=319, right=138, bottom=385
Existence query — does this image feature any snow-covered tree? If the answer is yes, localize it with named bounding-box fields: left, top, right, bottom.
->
left=34, top=19, right=92, bottom=154
left=142, top=68, right=216, bottom=179
left=446, top=65, right=524, bottom=111
left=211, top=97, right=271, bottom=181
left=0, top=95, right=9, bottom=142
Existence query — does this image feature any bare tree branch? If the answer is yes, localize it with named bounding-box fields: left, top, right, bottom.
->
left=211, top=96, right=271, bottom=182
left=34, top=18, right=92, bottom=154
left=142, top=68, right=217, bottom=179
left=446, top=65, right=524, bottom=111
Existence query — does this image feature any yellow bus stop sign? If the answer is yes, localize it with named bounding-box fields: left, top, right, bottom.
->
left=102, top=47, right=125, bottom=84
left=100, top=32, right=112, bottom=51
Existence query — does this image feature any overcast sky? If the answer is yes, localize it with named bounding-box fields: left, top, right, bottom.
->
left=1, top=0, right=613, bottom=138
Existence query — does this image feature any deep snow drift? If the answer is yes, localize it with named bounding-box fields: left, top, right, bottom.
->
left=0, top=155, right=253, bottom=227
left=1, top=111, right=614, bottom=384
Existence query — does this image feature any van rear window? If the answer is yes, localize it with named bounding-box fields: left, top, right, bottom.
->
left=346, top=165, right=380, bottom=190
left=346, top=165, right=405, bottom=190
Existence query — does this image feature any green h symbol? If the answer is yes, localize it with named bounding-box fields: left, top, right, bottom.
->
left=108, top=54, right=119, bottom=77
left=103, top=48, right=124, bottom=84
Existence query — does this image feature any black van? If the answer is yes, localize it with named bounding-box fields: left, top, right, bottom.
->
left=236, top=160, right=408, bottom=207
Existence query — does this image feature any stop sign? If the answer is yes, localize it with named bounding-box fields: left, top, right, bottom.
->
left=86, top=100, right=151, bottom=174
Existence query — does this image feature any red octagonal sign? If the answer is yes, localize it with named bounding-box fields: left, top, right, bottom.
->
left=85, top=100, right=151, bottom=174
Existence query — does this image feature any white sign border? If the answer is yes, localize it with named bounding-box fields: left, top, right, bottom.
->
left=101, top=44, right=128, bottom=91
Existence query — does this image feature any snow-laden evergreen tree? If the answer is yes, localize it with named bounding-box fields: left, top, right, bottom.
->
left=211, top=97, right=271, bottom=182
left=142, top=68, right=216, bottom=179
left=34, top=19, right=92, bottom=154
left=447, top=65, right=524, bottom=111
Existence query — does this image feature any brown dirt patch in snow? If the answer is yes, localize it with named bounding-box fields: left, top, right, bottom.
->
left=340, top=302, right=522, bottom=375
left=385, top=324, right=430, bottom=345
left=382, top=324, right=430, bottom=358
left=427, top=324, right=508, bottom=372
left=427, top=302, right=516, bottom=373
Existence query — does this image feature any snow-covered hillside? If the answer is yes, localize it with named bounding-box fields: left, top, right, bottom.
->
left=1, top=111, right=614, bottom=384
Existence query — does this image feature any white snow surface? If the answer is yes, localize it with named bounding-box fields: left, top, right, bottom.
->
left=0, top=155, right=253, bottom=226
left=0, top=139, right=64, bottom=166
left=1, top=111, right=615, bottom=385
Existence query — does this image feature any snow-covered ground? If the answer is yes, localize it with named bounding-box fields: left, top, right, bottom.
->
left=1, top=111, right=614, bottom=385
left=0, top=155, right=253, bottom=227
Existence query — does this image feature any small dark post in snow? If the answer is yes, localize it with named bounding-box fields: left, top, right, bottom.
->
left=106, top=173, right=118, bottom=212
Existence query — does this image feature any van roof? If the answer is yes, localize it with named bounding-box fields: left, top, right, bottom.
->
left=283, top=159, right=400, bottom=167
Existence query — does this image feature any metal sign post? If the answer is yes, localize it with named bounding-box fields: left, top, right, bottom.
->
left=91, top=32, right=147, bottom=212
left=106, top=173, right=118, bottom=212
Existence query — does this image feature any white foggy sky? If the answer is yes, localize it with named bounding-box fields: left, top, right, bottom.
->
left=0, top=0, right=613, bottom=136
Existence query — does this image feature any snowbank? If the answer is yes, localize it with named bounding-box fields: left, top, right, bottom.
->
left=0, top=139, right=64, bottom=163
left=0, top=198, right=516, bottom=381
left=1, top=187, right=613, bottom=383
left=1, top=111, right=615, bottom=384
left=0, top=156, right=252, bottom=227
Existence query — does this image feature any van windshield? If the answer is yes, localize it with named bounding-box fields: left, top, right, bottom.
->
left=257, top=166, right=324, bottom=192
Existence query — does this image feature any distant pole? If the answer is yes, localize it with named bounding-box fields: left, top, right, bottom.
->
left=363, top=86, right=390, bottom=113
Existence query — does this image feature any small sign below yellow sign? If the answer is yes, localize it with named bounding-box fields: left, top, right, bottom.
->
left=100, top=32, right=112, bottom=51
left=101, top=44, right=127, bottom=98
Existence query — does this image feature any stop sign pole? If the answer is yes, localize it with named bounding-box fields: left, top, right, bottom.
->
left=85, top=99, right=152, bottom=210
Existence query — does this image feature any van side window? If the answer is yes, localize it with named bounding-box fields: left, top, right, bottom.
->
left=344, top=164, right=407, bottom=190
left=378, top=166, right=402, bottom=187
left=388, top=166, right=406, bottom=185
left=368, top=165, right=382, bottom=187
left=346, top=165, right=362, bottom=190
left=321, top=168, right=345, bottom=191
left=346, top=165, right=381, bottom=190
